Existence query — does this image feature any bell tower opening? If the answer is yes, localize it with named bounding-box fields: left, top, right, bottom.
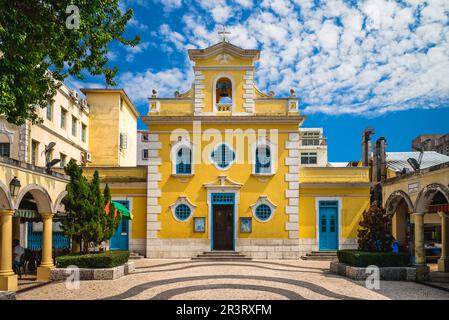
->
left=216, top=77, right=233, bottom=111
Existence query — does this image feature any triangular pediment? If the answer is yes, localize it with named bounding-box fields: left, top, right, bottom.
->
left=203, top=175, right=242, bottom=189
left=188, top=41, right=260, bottom=62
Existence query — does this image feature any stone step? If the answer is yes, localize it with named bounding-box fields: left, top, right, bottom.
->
left=197, top=254, right=248, bottom=258
left=192, top=257, right=252, bottom=261
left=429, top=272, right=449, bottom=283
left=306, top=253, right=337, bottom=257
left=301, top=251, right=338, bottom=261
left=310, top=251, right=337, bottom=255
left=129, top=252, right=144, bottom=260
left=301, top=255, right=337, bottom=261
left=203, top=251, right=240, bottom=254
left=193, top=251, right=251, bottom=261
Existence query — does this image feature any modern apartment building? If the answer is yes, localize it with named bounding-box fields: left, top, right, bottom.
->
left=412, top=134, right=449, bottom=156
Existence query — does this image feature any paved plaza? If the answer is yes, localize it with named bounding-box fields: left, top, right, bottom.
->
left=17, top=259, right=449, bottom=300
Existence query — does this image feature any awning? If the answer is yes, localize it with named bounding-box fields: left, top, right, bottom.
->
left=428, top=204, right=449, bottom=213
left=112, top=201, right=133, bottom=220
left=14, top=209, right=39, bottom=219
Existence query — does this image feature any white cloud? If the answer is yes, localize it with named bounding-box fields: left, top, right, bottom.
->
left=124, top=41, right=149, bottom=62
left=123, top=0, right=449, bottom=116
left=118, top=67, right=193, bottom=105
left=128, top=17, right=149, bottom=31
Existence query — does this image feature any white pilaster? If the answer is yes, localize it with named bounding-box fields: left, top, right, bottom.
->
left=146, top=133, right=162, bottom=256
left=194, top=71, right=205, bottom=114
left=284, top=132, right=300, bottom=239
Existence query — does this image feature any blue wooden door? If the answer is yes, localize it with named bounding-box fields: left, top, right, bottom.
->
left=109, top=201, right=129, bottom=251
left=319, top=201, right=338, bottom=251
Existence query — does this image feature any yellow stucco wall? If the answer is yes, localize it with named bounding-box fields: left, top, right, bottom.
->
left=86, top=92, right=120, bottom=166
left=84, top=91, right=138, bottom=167
left=298, top=167, right=371, bottom=242
left=153, top=122, right=296, bottom=240
left=299, top=191, right=370, bottom=240
left=109, top=188, right=147, bottom=240
left=382, top=165, right=449, bottom=212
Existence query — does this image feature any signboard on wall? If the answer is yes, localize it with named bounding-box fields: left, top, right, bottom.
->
left=408, top=182, right=419, bottom=194
left=32, top=221, right=63, bottom=232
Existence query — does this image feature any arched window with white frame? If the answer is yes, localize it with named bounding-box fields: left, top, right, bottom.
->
left=255, top=145, right=271, bottom=174
left=176, top=147, right=192, bottom=174
left=252, top=139, right=277, bottom=175
left=171, top=138, right=195, bottom=175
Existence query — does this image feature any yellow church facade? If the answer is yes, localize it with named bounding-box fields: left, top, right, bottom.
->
left=140, top=41, right=371, bottom=258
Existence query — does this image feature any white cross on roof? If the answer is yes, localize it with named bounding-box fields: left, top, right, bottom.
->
left=218, top=25, right=231, bottom=42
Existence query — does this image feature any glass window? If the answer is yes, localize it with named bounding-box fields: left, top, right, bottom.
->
left=256, top=146, right=271, bottom=174
left=0, top=142, right=10, bottom=157
left=72, top=116, right=77, bottom=136
left=255, top=204, right=272, bottom=221
left=120, top=133, right=128, bottom=149
left=31, top=140, right=39, bottom=165
left=211, top=144, right=235, bottom=169
left=176, top=147, right=192, bottom=174
left=142, top=149, right=149, bottom=160
left=301, top=152, right=318, bottom=164
left=60, top=153, right=67, bottom=167
left=60, top=108, right=66, bottom=129
left=141, top=133, right=149, bottom=142
left=46, top=100, right=53, bottom=121
left=175, top=204, right=191, bottom=221
left=302, top=132, right=320, bottom=146
left=81, top=124, right=87, bottom=142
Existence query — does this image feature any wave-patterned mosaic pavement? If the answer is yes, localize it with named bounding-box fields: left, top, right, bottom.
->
left=17, top=259, right=449, bottom=300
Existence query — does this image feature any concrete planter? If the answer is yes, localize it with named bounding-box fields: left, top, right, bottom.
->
left=0, top=291, right=16, bottom=300
left=51, top=261, right=135, bottom=281
left=330, top=261, right=421, bottom=281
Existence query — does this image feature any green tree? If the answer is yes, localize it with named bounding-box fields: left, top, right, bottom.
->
left=102, top=184, right=120, bottom=242
left=0, top=0, right=140, bottom=125
left=357, top=203, right=394, bottom=252
left=61, top=160, right=120, bottom=253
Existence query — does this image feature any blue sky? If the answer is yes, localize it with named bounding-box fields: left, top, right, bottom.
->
left=68, top=0, right=449, bottom=161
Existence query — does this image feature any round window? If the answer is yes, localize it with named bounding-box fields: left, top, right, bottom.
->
left=175, top=204, right=191, bottom=221
left=255, top=204, right=272, bottom=221
left=211, top=144, right=235, bottom=169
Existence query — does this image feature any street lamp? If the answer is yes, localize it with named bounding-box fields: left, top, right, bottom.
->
left=9, top=176, right=21, bottom=197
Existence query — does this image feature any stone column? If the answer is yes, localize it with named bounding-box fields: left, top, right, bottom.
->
left=0, top=210, right=18, bottom=291
left=412, top=213, right=426, bottom=265
left=438, top=212, right=449, bottom=272
left=12, top=217, right=21, bottom=242
left=37, top=213, right=54, bottom=281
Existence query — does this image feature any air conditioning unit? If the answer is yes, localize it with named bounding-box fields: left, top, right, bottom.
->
left=82, top=151, right=92, bottom=163
left=70, top=90, right=80, bottom=101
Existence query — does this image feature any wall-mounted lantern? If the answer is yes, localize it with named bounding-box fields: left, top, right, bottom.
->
left=9, top=176, right=21, bottom=197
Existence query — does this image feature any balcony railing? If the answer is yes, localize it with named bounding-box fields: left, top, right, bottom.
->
left=216, top=103, right=232, bottom=112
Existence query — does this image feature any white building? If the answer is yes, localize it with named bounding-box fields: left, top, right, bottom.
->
left=0, top=82, right=90, bottom=167
left=136, top=130, right=151, bottom=166
left=298, top=128, right=328, bottom=167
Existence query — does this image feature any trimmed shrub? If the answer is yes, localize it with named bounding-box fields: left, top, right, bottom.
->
left=337, top=250, right=410, bottom=267
left=56, top=250, right=129, bottom=269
